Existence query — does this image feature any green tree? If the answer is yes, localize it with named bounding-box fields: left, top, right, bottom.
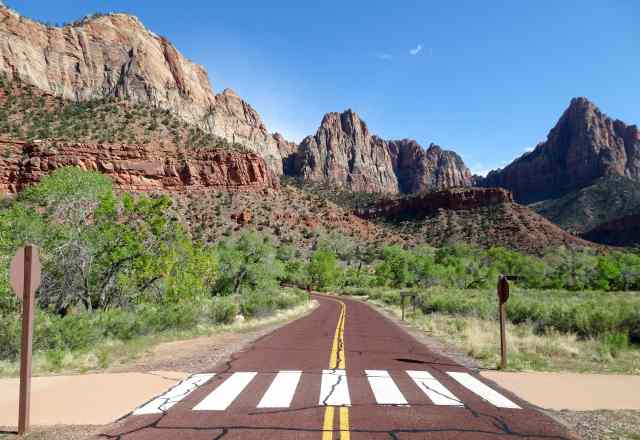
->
left=307, top=249, right=339, bottom=290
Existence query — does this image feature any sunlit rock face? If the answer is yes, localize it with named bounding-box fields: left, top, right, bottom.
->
left=288, top=109, right=472, bottom=194
left=0, top=6, right=286, bottom=174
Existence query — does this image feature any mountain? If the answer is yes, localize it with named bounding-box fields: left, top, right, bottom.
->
left=287, top=109, right=472, bottom=193
left=357, top=187, right=598, bottom=254
left=0, top=5, right=285, bottom=173
left=481, top=97, right=640, bottom=204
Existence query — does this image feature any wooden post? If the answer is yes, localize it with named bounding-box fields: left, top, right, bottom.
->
left=497, top=275, right=510, bottom=370
left=18, top=245, right=34, bottom=436
left=401, top=295, right=406, bottom=321
left=10, top=245, right=41, bottom=437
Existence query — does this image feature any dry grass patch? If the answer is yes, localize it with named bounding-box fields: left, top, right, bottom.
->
left=375, top=302, right=640, bottom=374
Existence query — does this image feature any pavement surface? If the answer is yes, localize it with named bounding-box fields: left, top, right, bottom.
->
left=481, top=371, right=640, bottom=411
left=98, top=295, right=578, bottom=439
left=0, top=371, right=188, bottom=426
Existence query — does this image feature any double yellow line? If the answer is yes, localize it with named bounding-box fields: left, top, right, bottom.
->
left=322, top=297, right=349, bottom=440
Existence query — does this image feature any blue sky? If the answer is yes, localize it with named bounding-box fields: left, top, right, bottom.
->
left=5, top=0, right=638, bottom=175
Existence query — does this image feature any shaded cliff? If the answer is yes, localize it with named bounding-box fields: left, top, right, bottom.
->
left=481, top=97, right=640, bottom=204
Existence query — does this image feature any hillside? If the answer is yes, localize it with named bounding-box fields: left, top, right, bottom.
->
left=530, top=175, right=640, bottom=234
left=581, top=214, right=640, bottom=247
left=357, top=188, right=598, bottom=254
left=174, top=184, right=409, bottom=251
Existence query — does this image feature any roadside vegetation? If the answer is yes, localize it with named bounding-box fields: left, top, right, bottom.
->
left=1, top=167, right=639, bottom=376
left=290, top=238, right=640, bottom=374
left=0, top=168, right=309, bottom=375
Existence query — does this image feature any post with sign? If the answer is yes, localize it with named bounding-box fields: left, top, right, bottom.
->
left=497, top=275, right=510, bottom=370
left=400, top=291, right=416, bottom=321
left=10, top=245, right=41, bottom=436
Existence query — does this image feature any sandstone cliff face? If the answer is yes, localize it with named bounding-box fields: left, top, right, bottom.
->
left=388, top=140, right=472, bottom=193
left=290, top=110, right=399, bottom=193
left=0, top=6, right=285, bottom=173
left=0, top=139, right=278, bottom=194
left=288, top=109, right=472, bottom=194
left=481, top=97, right=640, bottom=203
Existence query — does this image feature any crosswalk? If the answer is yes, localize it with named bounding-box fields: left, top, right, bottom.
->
left=133, top=369, right=520, bottom=415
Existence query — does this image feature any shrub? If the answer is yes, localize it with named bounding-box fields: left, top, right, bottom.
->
left=209, top=298, right=238, bottom=324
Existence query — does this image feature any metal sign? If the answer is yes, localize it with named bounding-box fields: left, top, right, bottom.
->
left=9, top=245, right=41, bottom=436
left=10, top=246, right=41, bottom=300
left=497, top=275, right=510, bottom=303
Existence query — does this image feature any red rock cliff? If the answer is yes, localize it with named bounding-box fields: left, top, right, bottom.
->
left=0, top=139, right=278, bottom=194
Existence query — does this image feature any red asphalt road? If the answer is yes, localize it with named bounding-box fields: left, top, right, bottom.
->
left=98, top=295, right=576, bottom=440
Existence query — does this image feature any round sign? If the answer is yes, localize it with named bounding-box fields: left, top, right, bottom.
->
left=497, top=275, right=509, bottom=303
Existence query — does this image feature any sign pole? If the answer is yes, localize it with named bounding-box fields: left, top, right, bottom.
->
left=497, top=275, right=510, bottom=370
left=18, top=245, right=34, bottom=436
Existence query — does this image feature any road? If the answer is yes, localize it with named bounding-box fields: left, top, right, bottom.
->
left=99, top=295, right=576, bottom=439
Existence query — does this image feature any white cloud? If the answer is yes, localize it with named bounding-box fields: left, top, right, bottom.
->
left=376, top=53, right=393, bottom=60
left=409, top=44, right=423, bottom=55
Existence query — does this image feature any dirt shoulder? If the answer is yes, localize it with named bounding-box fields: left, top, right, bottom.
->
left=107, top=301, right=318, bottom=374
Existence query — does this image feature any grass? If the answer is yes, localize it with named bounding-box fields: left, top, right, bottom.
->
left=0, top=296, right=316, bottom=378
left=340, top=287, right=640, bottom=374
left=371, top=302, right=640, bottom=374
left=341, top=286, right=640, bottom=341
left=0, top=289, right=308, bottom=377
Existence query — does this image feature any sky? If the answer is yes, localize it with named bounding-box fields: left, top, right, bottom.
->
left=5, top=0, right=639, bottom=175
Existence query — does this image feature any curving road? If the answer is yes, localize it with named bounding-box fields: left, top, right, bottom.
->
left=99, top=294, right=576, bottom=439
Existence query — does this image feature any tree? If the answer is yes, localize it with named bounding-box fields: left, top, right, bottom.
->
left=214, top=233, right=284, bottom=296
left=307, top=249, right=339, bottom=290
left=375, top=245, right=415, bottom=287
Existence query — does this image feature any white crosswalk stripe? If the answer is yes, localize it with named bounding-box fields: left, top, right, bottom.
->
left=132, top=369, right=522, bottom=414
left=257, top=370, right=302, bottom=408
left=407, top=370, right=462, bottom=406
left=319, top=369, right=351, bottom=406
left=447, top=372, right=521, bottom=409
left=365, top=370, right=408, bottom=405
left=133, top=373, right=214, bottom=415
left=193, top=372, right=257, bottom=411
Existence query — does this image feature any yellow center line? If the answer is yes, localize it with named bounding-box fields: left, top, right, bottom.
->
left=321, top=296, right=349, bottom=440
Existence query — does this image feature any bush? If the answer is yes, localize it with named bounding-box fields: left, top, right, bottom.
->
left=209, top=298, right=238, bottom=324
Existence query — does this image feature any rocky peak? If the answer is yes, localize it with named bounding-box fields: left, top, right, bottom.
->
left=481, top=97, right=640, bottom=203
left=288, top=110, right=472, bottom=194
left=0, top=5, right=285, bottom=174
left=290, top=110, right=399, bottom=193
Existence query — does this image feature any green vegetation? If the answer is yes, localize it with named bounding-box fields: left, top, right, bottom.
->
left=341, top=287, right=640, bottom=343
left=0, top=168, right=309, bottom=373
left=372, top=302, right=640, bottom=374
left=0, top=74, right=246, bottom=150
left=531, top=174, right=640, bottom=235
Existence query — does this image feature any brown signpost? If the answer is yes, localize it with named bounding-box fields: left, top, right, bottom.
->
left=400, top=291, right=417, bottom=321
left=10, top=245, right=41, bottom=436
left=497, top=274, right=510, bottom=370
